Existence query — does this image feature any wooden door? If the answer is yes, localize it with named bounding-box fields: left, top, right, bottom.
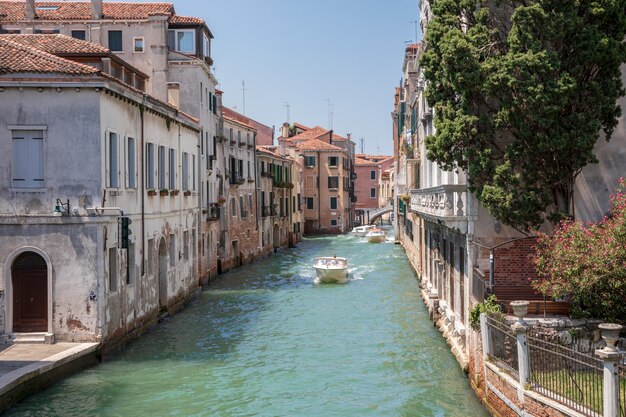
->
left=12, top=252, right=47, bottom=332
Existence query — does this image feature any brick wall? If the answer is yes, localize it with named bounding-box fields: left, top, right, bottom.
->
left=493, top=238, right=538, bottom=288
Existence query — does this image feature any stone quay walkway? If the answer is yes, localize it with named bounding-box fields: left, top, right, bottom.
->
left=0, top=342, right=100, bottom=411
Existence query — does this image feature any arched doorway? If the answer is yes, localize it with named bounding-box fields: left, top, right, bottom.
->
left=158, top=238, right=168, bottom=311
left=11, top=252, right=48, bottom=332
left=273, top=224, right=280, bottom=249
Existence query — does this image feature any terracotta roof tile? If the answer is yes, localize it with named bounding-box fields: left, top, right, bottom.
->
left=169, top=14, right=204, bottom=25
left=286, top=126, right=328, bottom=142
left=0, top=1, right=178, bottom=21
left=295, top=138, right=343, bottom=152
left=1, top=33, right=109, bottom=54
left=355, top=157, right=378, bottom=166
left=256, top=145, right=288, bottom=161
left=0, top=36, right=99, bottom=75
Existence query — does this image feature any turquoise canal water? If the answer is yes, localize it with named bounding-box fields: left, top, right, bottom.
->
left=6, top=229, right=488, bottom=417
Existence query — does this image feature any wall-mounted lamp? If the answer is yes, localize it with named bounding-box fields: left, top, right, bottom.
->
left=53, top=199, right=70, bottom=216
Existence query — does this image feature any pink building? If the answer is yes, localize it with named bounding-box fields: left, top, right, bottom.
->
left=354, top=154, right=393, bottom=211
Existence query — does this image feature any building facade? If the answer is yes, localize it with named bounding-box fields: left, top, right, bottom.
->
left=0, top=35, right=200, bottom=346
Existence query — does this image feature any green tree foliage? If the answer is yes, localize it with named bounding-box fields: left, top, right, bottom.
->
left=421, top=0, right=626, bottom=229
left=532, top=180, right=626, bottom=323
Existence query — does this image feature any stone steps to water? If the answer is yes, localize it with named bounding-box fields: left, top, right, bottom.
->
left=10, top=333, right=55, bottom=344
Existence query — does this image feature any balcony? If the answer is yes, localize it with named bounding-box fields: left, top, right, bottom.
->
left=410, top=184, right=468, bottom=233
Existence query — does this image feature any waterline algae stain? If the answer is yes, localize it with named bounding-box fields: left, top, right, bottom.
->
left=6, top=231, right=488, bottom=416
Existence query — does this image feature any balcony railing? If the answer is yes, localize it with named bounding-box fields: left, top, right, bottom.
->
left=410, top=184, right=468, bottom=232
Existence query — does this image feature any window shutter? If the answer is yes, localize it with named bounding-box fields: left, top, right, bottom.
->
left=12, top=135, right=28, bottom=185
left=31, top=136, right=44, bottom=185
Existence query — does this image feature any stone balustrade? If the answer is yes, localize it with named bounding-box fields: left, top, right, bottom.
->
left=410, top=184, right=467, bottom=219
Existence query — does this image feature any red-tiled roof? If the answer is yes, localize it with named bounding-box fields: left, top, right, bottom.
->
left=1, top=33, right=109, bottom=54
left=0, top=1, right=176, bottom=21
left=256, top=145, right=288, bottom=161
left=0, top=36, right=98, bottom=75
left=355, top=157, right=378, bottom=167
left=286, top=126, right=328, bottom=142
left=296, top=138, right=343, bottom=152
left=169, top=14, right=204, bottom=24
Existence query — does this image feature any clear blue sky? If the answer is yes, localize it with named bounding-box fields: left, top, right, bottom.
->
left=173, top=0, right=420, bottom=155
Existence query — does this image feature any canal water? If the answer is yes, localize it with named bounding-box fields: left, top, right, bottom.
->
left=6, top=228, right=488, bottom=417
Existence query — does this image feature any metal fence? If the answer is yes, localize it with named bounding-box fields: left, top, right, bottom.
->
left=472, top=268, right=489, bottom=303
left=527, top=330, right=604, bottom=416
left=485, top=315, right=519, bottom=379
left=617, top=355, right=626, bottom=417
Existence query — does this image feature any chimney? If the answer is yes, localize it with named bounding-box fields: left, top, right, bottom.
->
left=167, top=83, right=180, bottom=109
left=25, top=0, right=35, bottom=20
left=91, top=0, right=103, bottom=19
left=281, top=122, right=290, bottom=139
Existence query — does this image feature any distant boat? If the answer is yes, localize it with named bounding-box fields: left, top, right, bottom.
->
left=313, top=256, right=349, bottom=283
left=351, top=225, right=376, bottom=237
left=366, top=228, right=386, bottom=243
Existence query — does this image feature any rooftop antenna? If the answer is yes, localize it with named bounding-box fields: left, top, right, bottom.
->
left=410, top=20, right=419, bottom=43
left=360, top=138, right=364, bottom=154
left=241, top=80, right=247, bottom=115
left=283, top=102, right=290, bottom=123
left=326, top=98, right=334, bottom=130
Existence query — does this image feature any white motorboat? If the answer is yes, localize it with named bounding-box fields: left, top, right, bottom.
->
left=366, top=228, right=386, bottom=243
left=313, top=256, right=349, bottom=283
left=351, top=225, right=376, bottom=237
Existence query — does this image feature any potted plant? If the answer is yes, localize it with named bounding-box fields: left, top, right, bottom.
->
left=183, top=190, right=192, bottom=196
left=217, top=197, right=226, bottom=206
left=170, top=189, right=179, bottom=196
left=247, top=177, right=254, bottom=183
left=159, top=188, right=169, bottom=196
left=147, top=189, right=157, bottom=196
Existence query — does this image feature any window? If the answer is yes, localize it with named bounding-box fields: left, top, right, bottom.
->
left=328, top=176, right=339, bottom=189
left=304, top=155, right=315, bottom=167
left=146, top=143, right=155, bottom=189
left=168, top=29, right=195, bottom=53
left=71, top=30, right=85, bottom=40
left=182, top=152, right=189, bottom=191
left=127, top=137, right=136, bottom=189
left=169, top=233, right=176, bottom=267
left=108, top=248, right=117, bottom=292
left=127, top=243, right=136, bottom=285
left=328, top=156, right=338, bottom=167
left=306, top=197, right=314, bottom=210
left=147, top=238, right=154, bottom=275
left=107, top=132, right=119, bottom=188
left=133, top=37, right=144, bottom=53
left=330, top=197, right=338, bottom=210
left=158, top=146, right=166, bottom=189
left=370, top=170, right=376, bottom=180
left=240, top=196, right=245, bottom=217
left=231, top=198, right=237, bottom=216
left=183, top=231, right=189, bottom=260
left=108, top=30, right=123, bottom=51
left=331, top=219, right=338, bottom=227
left=169, top=148, right=176, bottom=190
left=370, top=188, right=376, bottom=198
left=12, top=130, right=44, bottom=188
left=203, top=33, right=210, bottom=57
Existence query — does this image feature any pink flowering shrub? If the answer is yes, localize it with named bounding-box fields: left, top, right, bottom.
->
left=533, top=179, right=626, bottom=323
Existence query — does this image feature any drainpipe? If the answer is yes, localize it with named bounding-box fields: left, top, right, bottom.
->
left=140, top=97, right=146, bottom=276
left=253, top=132, right=259, bottom=231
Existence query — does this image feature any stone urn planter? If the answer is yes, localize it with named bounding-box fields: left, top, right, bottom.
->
left=510, top=300, right=529, bottom=323
left=598, top=323, right=623, bottom=352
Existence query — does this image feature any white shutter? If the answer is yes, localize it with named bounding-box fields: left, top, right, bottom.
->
left=12, top=131, right=44, bottom=188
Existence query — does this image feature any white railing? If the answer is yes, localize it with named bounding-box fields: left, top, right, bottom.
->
left=410, top=184, right=467, bottom=219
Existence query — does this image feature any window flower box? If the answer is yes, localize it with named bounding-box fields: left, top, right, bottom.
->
left=183, top=190, right=192, bottom=197
left=170, top=189, right=179, bottom=196
left=147, top=189, right=157, bottom=196
left=159, top=189, right=169, bottom=196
